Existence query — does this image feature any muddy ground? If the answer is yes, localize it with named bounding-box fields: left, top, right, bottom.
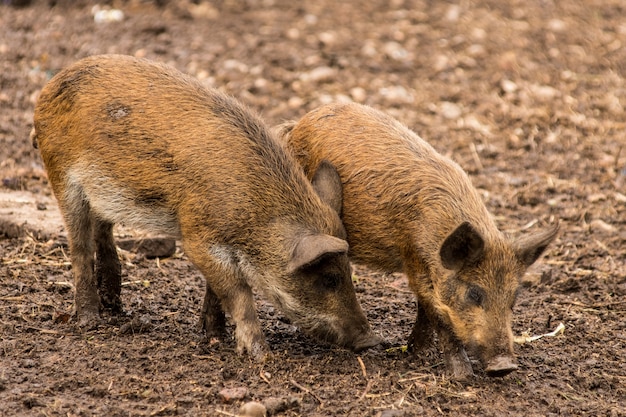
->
left=1, top=0, right=625, bottom=416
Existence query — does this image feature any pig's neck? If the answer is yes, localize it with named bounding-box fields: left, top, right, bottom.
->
left=411, top=181, right=502, bottom=272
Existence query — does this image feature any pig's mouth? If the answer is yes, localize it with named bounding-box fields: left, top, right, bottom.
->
left=296, top=315, right=381, bottom=352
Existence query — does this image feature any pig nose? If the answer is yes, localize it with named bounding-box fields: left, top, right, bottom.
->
left=485, top=355, right=518, bottom=377
left=351, top=332, right=383, bottom=352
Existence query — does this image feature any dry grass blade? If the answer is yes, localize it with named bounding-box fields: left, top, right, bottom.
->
left=514, top=322, right=565, bottom=344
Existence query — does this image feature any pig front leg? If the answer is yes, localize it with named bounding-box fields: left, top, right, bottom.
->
left=221, top=281, right=268, bottom=360
left=408, top=302, right=434, bottom=352
left=94, top=219, right=123, bottom=313
left=409, top=301, right=473, bottom=379
left=185, top=241, right=268, bottom=360
left=437, top=325, right=474, bottom=380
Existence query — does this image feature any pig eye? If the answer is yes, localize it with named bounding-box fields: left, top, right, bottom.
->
left=466, top=285, right=486, bottom=307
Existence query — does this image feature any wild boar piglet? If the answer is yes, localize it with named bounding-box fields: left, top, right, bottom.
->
left=33, top=55, right=381, bottom=359
left=279, top=102, right=558, bottom=377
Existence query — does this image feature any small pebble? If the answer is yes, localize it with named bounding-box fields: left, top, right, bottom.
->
left=501, top=79, right=518, bottom=93
left=318, top=31, right=336, bottom=45
left=239, top=401, right=266, bottom=417
left=301, top=66, right=336, bottom=83
left=380, top=410, right=405, bottom=417
left=218, top=387, right=248, bottom=403
left=263, top=396, right=300, bottom=414
left=92, top=7, right=124, bottom=24
left=378, top=85, right=414, bottom=105
left=383, top=41, right=409, bottom=61
left=350, top=87, right=367, bottom=102
left=440, top=101, right=462, bottom=119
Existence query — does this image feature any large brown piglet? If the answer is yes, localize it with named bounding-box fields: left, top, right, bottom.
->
left=32, top=55, right=380, bottom=359
left=279, top=102, right=558, bottom=378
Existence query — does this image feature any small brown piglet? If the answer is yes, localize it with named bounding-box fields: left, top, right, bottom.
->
left=279, top=102, right=558, bottom=378
left=32, top=55, right=380, bottom=359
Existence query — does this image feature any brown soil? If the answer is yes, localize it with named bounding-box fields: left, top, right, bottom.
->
left=1, top=1, right=625, bottom=416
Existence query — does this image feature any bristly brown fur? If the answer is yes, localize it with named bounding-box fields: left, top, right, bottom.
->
left=33, top=55, right=380, bottom=358
left=280, top=102, right=558, bottom=378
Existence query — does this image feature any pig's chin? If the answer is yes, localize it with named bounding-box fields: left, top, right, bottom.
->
left=294, top=315, right=381, bottom=352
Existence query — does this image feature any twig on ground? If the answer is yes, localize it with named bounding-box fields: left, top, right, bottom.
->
left=358, top=379, right=373, bottom=402
left=26, top=326, right=71, bottom=336
left=357, top=356, right=367, bottom=378
left=259, top=368, right=271, bottom=385
left=469, top=142, right=484, bottom=171
left=561, top=300, right=626, bottom=308
left=149, top=402, right=177, bottom=416
left=290, top=379, right=323, bottom=405
left=0, top=296, right=25, bottom=301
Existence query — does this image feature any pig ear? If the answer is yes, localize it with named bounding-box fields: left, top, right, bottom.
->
left=311, top=160, right=343, bottom=215
left=288, top=234, right=348, bottom=273
left=514, top=222, right=560, bottom=268
left=440, top=222, right=485, bottom=271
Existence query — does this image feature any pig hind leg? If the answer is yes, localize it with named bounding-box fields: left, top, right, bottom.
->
left=59, top=183, right=102, bottom=327
left=94, top=219, right=123, bottom=313
left=198, top=284, right=227, bottom=339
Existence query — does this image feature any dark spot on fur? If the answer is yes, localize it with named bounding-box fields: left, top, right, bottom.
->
left=141, top=148, right=178, bottom=172
left=135, top=190, right=167, bottom=206
left=105, top=101, right=132, bottom=120
left=109, top=106, right=130, bottom=119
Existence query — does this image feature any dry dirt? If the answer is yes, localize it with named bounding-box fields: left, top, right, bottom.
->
left=1, top=0, right=625, bottom=416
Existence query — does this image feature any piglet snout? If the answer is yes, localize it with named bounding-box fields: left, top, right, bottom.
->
left=485, top=355, right=518, bottom=377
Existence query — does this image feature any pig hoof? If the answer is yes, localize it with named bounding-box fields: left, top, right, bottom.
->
left=100, top=294, right=123, bottom=314
left=236, top=338, right=270, bottom=362
left=445, top=352, right=474, bottom=380
left=248, top=342, right=270, bottom=363
left=75, top=311, right=102, bottom=330
left=485, top=356, right=518, bottom=377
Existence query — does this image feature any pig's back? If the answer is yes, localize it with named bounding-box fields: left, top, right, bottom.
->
left=35, top=55, right=321, bottom=236
left=287, top=102, right=494, bottom=271
left=287, top=102, right=448, bottom=182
